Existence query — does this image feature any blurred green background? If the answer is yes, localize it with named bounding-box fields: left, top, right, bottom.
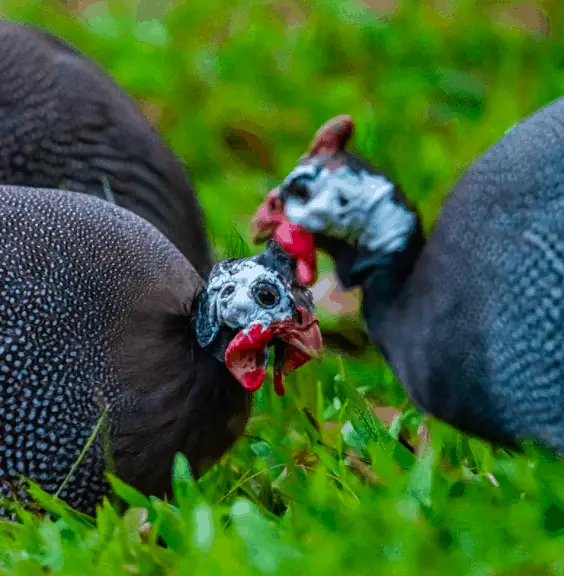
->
left=2, top=0, right=564, bottom=574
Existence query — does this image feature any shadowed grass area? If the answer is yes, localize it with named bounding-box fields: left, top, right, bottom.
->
left=1, top=0, right=564, bottom=573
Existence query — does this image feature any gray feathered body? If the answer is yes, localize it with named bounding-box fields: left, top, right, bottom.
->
left=0, top=185, right=250, bottom=517
left=376, top=97, right=564, bottom=449
left=0, top=21, right=212, bottom=277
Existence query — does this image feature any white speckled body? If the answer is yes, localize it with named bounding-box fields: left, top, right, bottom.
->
left=0, top=185, right=251, bottom=517
left=277, top=98, right=564, bottom=452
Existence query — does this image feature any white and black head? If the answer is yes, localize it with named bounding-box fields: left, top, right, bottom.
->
left=250, top=116, right=425, bottom=289
left=195, top=241, right=322, bottom=395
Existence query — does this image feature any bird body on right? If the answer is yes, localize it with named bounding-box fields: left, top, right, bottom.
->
left=251, top=98, right=564, bottom=452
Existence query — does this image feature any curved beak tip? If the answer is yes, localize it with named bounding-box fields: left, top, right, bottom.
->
left=250, top=189, right=284, bottom=244
left=281, top=313, right=324, bottom=360
left=249, top=215, right=273, bottom=244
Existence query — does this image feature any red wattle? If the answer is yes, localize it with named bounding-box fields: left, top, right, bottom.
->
left=241, top=368, right=267, bottom=392
left=273, top=220, right=317, bottom=287
left=273, top=371, right=285, bottom=396
left=225, top=324, right=273, bottom=392
left=297, top=260, right=314, bottom=285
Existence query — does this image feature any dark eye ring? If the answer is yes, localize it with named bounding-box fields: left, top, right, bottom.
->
left=287, top=177, right=310, bottom=202
left=337, top=191, right=349, bottom=207
left=252, top=281, right=280, bottom=309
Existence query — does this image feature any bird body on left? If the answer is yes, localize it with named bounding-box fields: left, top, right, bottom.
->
left=0, top=184, right=321, bottom=518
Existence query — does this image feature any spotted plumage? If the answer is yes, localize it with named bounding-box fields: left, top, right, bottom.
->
left=0, top=184, right=201, bottom=516
left=0, top=184, right=321, bottom=518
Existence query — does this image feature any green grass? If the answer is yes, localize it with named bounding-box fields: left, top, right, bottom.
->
left=1, top=0, right=564, bottom=573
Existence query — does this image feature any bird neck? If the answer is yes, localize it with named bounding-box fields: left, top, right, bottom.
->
left=114, top=306, right=250, bottom=497
left=327, top=212, right=426, bottom=339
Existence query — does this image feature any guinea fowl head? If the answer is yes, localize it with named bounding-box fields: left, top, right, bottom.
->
left=194, top=240, right=322, bottom=396
left=250, top=116, right=425, bottom=291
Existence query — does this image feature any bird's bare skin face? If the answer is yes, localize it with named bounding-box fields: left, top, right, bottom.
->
left=282, top=162, right=415, bottom=253
left=196, top=244, right=322, bottom=395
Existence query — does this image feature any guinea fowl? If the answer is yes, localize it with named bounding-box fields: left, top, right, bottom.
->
left=0, top=20, right=212, bottom=277
left=0, top=185, right=321, bottom=517
left=250, top=103, right=564, bottom=453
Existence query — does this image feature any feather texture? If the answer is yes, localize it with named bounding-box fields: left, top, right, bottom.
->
left=0, top=185, right=248, bottom=517
left=0, top=21, right=212, bottom=277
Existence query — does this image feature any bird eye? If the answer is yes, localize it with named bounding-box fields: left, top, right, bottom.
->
left=252, top=281, right=280, bottom=309
left=289, top=179, right=310, bottom=202
left=337, top=191, right=349, bottom=207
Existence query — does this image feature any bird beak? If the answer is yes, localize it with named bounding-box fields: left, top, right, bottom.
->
left=224, top=306, right=323, bottom=395
left=269, top=306, right=323, bottom=395
left=250, top=188, right=318, bottom=287
left=271, top=307, right=323, bottom=361
left=249, top=188, right=284, bottom=242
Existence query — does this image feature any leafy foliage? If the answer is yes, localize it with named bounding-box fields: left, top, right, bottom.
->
left=0, top=0, right=564, bottom=573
